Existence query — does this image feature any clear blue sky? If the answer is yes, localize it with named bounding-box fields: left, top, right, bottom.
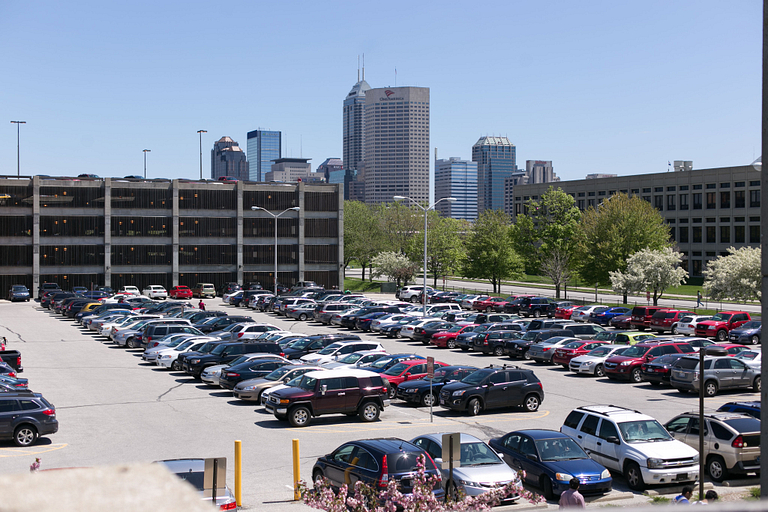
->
left=1, top=1, right=761, bottom=182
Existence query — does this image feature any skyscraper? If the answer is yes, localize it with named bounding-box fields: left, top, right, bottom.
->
left=472, top=136, right=518, bottom=213
left=363, top=86, right=430, bottom=204
left=435, top=157, right=477, bottom=220
left=343, top=74, right=370, bottom=173
left=211, top=136, right=249, bottom=181
left=246, top=130, right=281, bottom=182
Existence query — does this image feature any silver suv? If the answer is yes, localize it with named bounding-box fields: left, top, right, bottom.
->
left=396, top=285, right=434, bottom=303
left=669, top=355, right=761, bottom=396
left=665, top=412, right=760, bottom=482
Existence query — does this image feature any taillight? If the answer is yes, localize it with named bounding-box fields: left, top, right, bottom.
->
left=732, top=435, right=745, bottom=448
left=42, top=408, right=55, bottom=416
left=227, top=373, right=239, bottom=377
left=16, top=357, right=20, bottom=368
left=378, top=454, right=389, bottom=487
left=220, top=502, right=237, bottom=511
left=8, top=372, right=16, bottom=378
left=280, top=353, right=285, bottom=357
left=238, top=332, right=244, bottom=338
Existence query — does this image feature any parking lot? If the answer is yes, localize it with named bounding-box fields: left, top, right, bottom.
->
left=0, top=297, right=760, bottom=510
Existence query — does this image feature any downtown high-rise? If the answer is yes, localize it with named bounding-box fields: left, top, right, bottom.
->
left=247, top=130, right=281, bottom=182
left=472, top=136, right=519, bottom=213
left=211, top=136, right=249, bottom=181
left=435, top=157, right=477, bottom=220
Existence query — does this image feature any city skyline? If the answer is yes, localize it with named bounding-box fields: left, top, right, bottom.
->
left=1, top=1, right=761, bottom=181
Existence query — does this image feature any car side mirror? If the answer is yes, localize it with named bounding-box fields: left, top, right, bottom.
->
left=486, top=382, right=494, bottom=387
left=526, top=454, right=538, bottom=461
left=606, top=436, right=620, bottom=445
left=434, top=457, right=443, bottom=465
left=321, top=384, right=327, bottom=395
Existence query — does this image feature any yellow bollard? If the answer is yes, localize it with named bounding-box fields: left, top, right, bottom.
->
left=292, top=438, right=301, bottom=501
left=234, top=440, right=242, bottom=506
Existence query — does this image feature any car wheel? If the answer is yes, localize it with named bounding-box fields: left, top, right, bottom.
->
left=171, top=360, right=180, bottom=371
left=754, top=376, right=761, bottom=392
left=467, top=397, right=481, bottom=416
left=707, top=455, right=727, bottom=482
left=485, top=307, right=492, bottom=313
left=523, top=350, right=532, bottom=360
left=359, top=402, right=380, bottom=422
left=127, top=338, right=136, bottom=349
left=716, top=329, right=728, bottom=341
left=313, top=469, right=325, bottom=489
left=410, top=296, right=419, bottom=303
left=630, top=368, right=643, bottom=383
left=625, top=461, right=644, bottom=491
left=594, top=364, right=605, bottom=377
left=288, top=406, right=311, bottom=427
left=493, top=346, right=504, bottom=356
left=524, top=394, right=540, bottom=412
left=533, top=309, right=541, bottom=318
left=299, top=314, right=307, bottom=321
left=447, top=339, right=457, bottom=349
left=421, top=392, right=436, bottom=408
left=540, top=476, right=555, bottom=501
left=704, top=380, right=718, bottom=397
left=672, top=325, right=679, bottom=335
left=388, top=385, right=397, bottom=399
left=751, top=335, right=760, bottom=345
left=14, top=425, right=38, bottom=447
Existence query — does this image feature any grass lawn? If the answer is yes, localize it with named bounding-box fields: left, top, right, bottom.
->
left=343, top=277, right=385, bottom=293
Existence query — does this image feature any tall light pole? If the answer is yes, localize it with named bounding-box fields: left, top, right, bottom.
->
left=393, top=195, right=456, bottom=317
left=251, top=206, right=300, bottom=297
left=197, top=130, right=207, bottom=180
left=143, top=149, right=151, bottom=179
left=10, top=121, right=26, bottom=177
left=697, top=345, right=727, bottom=501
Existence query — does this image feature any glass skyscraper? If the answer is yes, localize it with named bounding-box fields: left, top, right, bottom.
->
left=472, top=136, right=517, bottom=213
left=247, top=130, right=281, bottom=182
left=435, top=158, right=478, bottom=220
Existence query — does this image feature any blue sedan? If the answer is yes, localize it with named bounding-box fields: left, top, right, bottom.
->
left=590, top=307, right=631, bottom=326
left=489, top=429, right=611, bottom=500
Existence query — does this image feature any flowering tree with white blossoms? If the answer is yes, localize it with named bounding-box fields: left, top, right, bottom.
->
left=609, top=247, right=688, bottom=306
left=703, top=247, right=761, bottom=303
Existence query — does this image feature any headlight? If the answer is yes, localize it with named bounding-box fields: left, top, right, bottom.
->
left=159, top=354, right=171, bottom=359
left=403, top=388, right=417, bottom=393
left=601, top=469, right=611, bottom=479
left=243, top=385, right=258, bottom=391
left=555, top=472, right=574, bottom=482
left=619, top=360, right=633, bottom=366
left=452, top=390, right=466, bottom=397
left=647, top=458, right=664, bottom=469
left=456, top=478, right=478, bottom=487
left=189, top=359, right=201, bottom=364
left=583, top=361, right=594, bottom=367
left=693, top=454, right=699, bottom=463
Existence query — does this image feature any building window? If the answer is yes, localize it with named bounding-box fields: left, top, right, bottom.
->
left=679, top=194, right=689, bottom=210
left=720, top=191, right=730, bottom=209
left=720, top=182, right=730, bottom=188
left=667, top=186, right=676, bottom=191
left=680, top=185, right=689, bottom=191
left=734, top=190, right=745, bottom=208
left=692, top=260, right=702, bottom=276
left=678, top=226, right=689, bottom=243
left=692, top=193, right=702, bottom=210
left=693, top=218, right=702, bottom=223
left=750, top=189, right=760, bottom=207
left=577, top=200, right=585, bottom=210
left=642, top=196, right=651, bottom=203
left=693, top=184, right=702, bottom=190
left=750, top=180, right=760, bottom=186
left=655, top=187, right=663, bottom=192
left=734, top=225, right=745, bottom=243
left=750, top=225, right=760, bottom=243
left=706, top=183, right=716, bottom=189
left=720, top=225, right=730, bottom=244
left=706, top=226, right=716, bottom=244
left=666, top=195, right=675, bottom=211
left=643, top=188, right=651, bottom=193
left=587, top=199, right=595, bottom=208
left=735, top=181, right=745, bottom=187
left=692, top=226, right=702, bottom=243
left=706, top=192, right=716, bottom=209
left=654, top=196, right=664, bottom=211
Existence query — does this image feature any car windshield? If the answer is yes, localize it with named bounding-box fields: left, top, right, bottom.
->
left=737, top=351, right=759, bottom=361
left=298, top=376, right=317, bottom=391
left=370, top=356, right=395, bottom=369
left=710, top=313, right=733, bottom=322
left=461, top=369, right=492, bottom=386
left=265, top=367, right=292, bottom=381
left=228, top=355, right=250, bottom=366
left=522, top=331, right=539, bottom=341
left=198, top=342, right=216, bottom=353
left=618, top=420, right=671, bottom=442
left=458, top=441, right=502, bottom=465
left=384, top=362, right=410, bottom=376
left=210, top=344, right=227, bottom=355
left=337, top=353, right=363, bottom=364
left=175, top=341, right=194, bottom=351
left=12, top=286, right=26, bottom=291
left=621, top=345, right=651, bottom=357
left=164, top=339, right=186, bottom=348
left=287, top=338, right=314, bottom=349
left=317, top=343, right=343, bottom=356
left=587, top=346, right=614, bottom=357
left=593, top=307, right=609, bottom=314
left=535, top=438, right=588, bottom=461
left=563, top=341, right=583, bottom=349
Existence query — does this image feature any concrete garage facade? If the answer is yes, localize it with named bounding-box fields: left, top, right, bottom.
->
left=0, top=177, right=344, bottom=296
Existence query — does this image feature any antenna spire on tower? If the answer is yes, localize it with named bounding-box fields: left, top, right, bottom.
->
left=357, top=55, right=360, bottom=82
left=362, top=53, right=365, bottom=80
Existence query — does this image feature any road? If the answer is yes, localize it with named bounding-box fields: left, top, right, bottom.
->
left=0, top=298, right=759, bottom=510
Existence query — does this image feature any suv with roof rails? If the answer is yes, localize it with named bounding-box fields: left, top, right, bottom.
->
left=456, top=322, right=523, bottom=352
left=439, top=365, right=544, bottom=415
left=561, top=405, right=699, bottom=491
left=521, top=297, right=557, bottom=318
left=603, top=340, right=694, bottom=383
left=554, top=323, right=607, bottom=339
left=265, top=368, right=389, bottom=427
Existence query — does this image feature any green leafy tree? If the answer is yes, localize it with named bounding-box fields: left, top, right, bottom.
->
left=343, top=201, right=383, bottom=281
left=407, top=213, right=469, bottom=287
left=463, top=210, right=523, bottom=293
left=703, top=247, right=761, bottom=302
left=371, top=251, right=419, bottom=287
left=609, top=247, right=688, bottom=306
left=376, top=201, right=421, bottom=256
left=575, top=194, right=671, bottom=302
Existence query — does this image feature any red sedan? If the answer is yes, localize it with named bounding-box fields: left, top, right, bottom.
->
left=554, top=305, right=578, bottom=320
left=552, top=341, right=609, bottom=368
left=712, top=343, right=750, bottom=356
left=382, top=359, right=447, bottom=398
left=430, top=325, right=477, bottom=349
left=473, top=297, right=506, bottom=313
left=168, top=285, right=193, bottom=299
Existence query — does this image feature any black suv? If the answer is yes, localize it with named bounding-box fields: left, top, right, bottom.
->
left=0, top=393, right=58, bottom=446
left=184, top=341, right=283, bottom=378
left=265, top=369, right=389, bottom=427
left=503, top=329, right=575, bottom=359
left=395, top=365, right=478, bottom=407
left=474, top=331, right=522, bottom=356
left=439, top=365, right=544, bottom=415
left=340, top=306, right=402, bottom=329
left=522, top=297, right=556, bottom=318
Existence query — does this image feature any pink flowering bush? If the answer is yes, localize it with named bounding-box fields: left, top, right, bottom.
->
left=299, top=454, right=543, bottom=512
left=30, top=458, right=40, bottom=472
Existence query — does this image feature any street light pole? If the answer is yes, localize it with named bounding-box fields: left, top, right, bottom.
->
left=698, top=345, right=727, bottom=501
left=197, top=130, right=207, bottom=180
left=143, top=149, right=151, bottom=179
left=393, top=195, right=456, bottom=318
left=10, top=121, right=26, bottom=177
left=251, top=206, right=300, bottom=297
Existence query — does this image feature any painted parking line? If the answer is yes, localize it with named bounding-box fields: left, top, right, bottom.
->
left=0, top=443, right=68, bottom=458
left=286, top=410, right=550, bottom=433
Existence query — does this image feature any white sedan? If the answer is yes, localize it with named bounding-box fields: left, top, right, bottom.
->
left=571, top=305, right=604, bottom=323
left=569, top=345, right=631, bottom=376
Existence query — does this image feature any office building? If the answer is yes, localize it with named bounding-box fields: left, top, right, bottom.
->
left=585, top=173, right=618, bottom=180
left=512, top=164, right=761, bottom=277
left=526, top=160, right=557, bottom=184
left=266, top=158, right=312, bottom=182
left=317, top=158, right=343, bottom=182
left=434, top=158, right=478, bottom=220
left=472, top=136, right=517, bottom=213
left=0, top=177, right=344, bottom=295
left=211, top=136, right=249, bottom=181
left=362, top=86, right=430, bottom=204
left=343, top=76, right=370, bottom=173
left=247, top=130, right=281, bottom=182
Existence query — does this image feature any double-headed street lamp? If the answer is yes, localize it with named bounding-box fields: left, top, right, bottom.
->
left=143, top=149, right=151, bottom=179
left=251, top=206, right=300, bottom=297
left=10, top=121, right=26, bottom=177
left=393, top=196, right=456, bottom=318
left=197, top=130, right=207, bottom=180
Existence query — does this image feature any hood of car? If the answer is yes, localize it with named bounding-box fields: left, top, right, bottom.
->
left=451, top=461, right=517, bottom=482
left=731, top=327, right=759, bottom=335
left=539, top=457, right=608, bottom=477
left=626, top=439, right=699, bottom=459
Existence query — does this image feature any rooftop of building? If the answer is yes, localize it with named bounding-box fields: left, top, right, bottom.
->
left=474, top=136, right=515, bottom=147
left=347, top=79, right=371, bottom=98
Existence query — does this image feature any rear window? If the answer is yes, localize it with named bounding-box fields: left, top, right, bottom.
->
left=674, top=358, right=712, bottom=370
left=632, top=307, right=646, bottom=316
left=723, top=417, right=761, bottom=434
left=651, top=311, right=667, bottom=319
left=564, top=410, right=584, bottom=429
left=390, top=452, right=436, bottom=472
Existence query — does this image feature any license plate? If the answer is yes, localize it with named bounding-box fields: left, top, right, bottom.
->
left=676, top=371, right=686, bottom=378
left=440, top=398, right=445, bottom=405
left=676, top=473, right=688, bottom=481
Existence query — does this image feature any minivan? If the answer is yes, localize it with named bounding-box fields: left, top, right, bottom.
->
left=192, top=283, right=216, bottom=299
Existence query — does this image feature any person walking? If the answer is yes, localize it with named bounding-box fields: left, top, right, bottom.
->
left=559, top=478, right=585, bottom=509
left=198, top=300, right=205, bottom=311
left=674, top=486, right=693, bottom=504
left=696, top=291, right=703, bottom=308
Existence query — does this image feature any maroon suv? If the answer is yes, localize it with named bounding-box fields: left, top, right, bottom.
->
left=630, top=306, right=664, bottom=331
left=603, top=341, right=694, bottom=382
left=649, top=309, right=694, bottom=334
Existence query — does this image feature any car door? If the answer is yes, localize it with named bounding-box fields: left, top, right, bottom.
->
left=595, top=419, right=621, bottom=469
left=404, top=363, right=427, bottom=384
left=0, top=399, right=16, bottom=436
left=713, top=358, right=735, bottom=388
left=683, top=417, right=709, bottom=453
left=665, top=416, right=691, bottom=444
left=323, top=444, right=357, bottom=487
left=314, top=377, right=347, bottom=413
left=516, top=434, right=544, bottom=481
left=341, top=377, right=361, bottom=409
left=484, top=371, right=511, bottom=409
left=574, top=414, right=605, bottom=465
left=728, top=358, right=752, bottom=388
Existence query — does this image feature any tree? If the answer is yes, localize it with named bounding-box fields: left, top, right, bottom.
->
left=376, top=201, right=422, bottom=256
left=703, top=247, right=761, bottom=302
left=463, top=210, right=524, bottom=293
left=407, top=213, right=469, bottom=287
left=511, top=187, right=581, bottom=298
left=343, top=201, right=383, bottom=281
left=576, top=194, right=671, bottom=302
left=371, top=251, right=419, bottom=287
left=609, top=247, right=688, bottom=306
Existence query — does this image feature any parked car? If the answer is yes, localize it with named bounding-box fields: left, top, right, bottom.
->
left=649, top=309, right=694, bottom=334
left=729, top=321, right=762, bottom=345
left=7, top=285, right=30, bottom=302
left=665, top=412, right=761, bottom=481
left=569, top=345, right=630, bottom=377
left=191, top=283, right=216, bottom=299
left=396, top=285, right=435, bottom=303
left=232, top=364, right=323, bottom=402
left=590, top=307, right=631, bottom=326
left=603, top=340, right=695, bottom=382
left=0, top=393, right=58, bottom=446
left=299, top=341, right=385, bottom=365
left=322, top=350, right=390, bottom=370
left=282, top=334, right=361, bottom=360
left=695, top=311, right=752, bottom=341
left=593, top=331, right=655, bottom=345
left=503, top=329, right=573, bottom=359
left=554, top=304, right=578, bottom=320
left=610, top=314, right=632, bottom=329
left=670, top=355, right=761, bottom=396
left=218, top=358, right=291, bottom=389
left=529, top=337, right=581, bottom=364
left=439, top=365, right=544, bottom=415
left=639, top=353, right=687, bottom=385
left=561, top=405, right=699, bottom=491
left=382, top=359, right=447, bottom=398
left=570, top=305, right=604, bottom=323
left=362, top=353, right=425, bottom=374
left=490, top=429, right=611, bottom=499
left=521, top=297, right=557, bottom=318
left=551, top=340, right=609, bottom=368
left=717, top=401, right=761, bottom=419
left=430, top=325, right=477, bottom=349
left=395, top=365, right=477, bottom=407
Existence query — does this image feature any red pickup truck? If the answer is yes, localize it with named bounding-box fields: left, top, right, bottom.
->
left=695, top=311, right=752, bottom=341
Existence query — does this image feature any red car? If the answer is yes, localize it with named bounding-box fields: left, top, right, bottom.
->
left=603, top=340, right=695, bottom=382
left=551, top=340, right=609, bottom=368
left=168, top=285, right=193, bottom=299
left=649, top=309, right=693, bottom=334
left=473, top=297, right=507, bottom=313
left=695, top=311, right=752, bottom=341
left=554, top=305, right=578, bottom=320
left=609, top=314, right=632, bottom=329
left=382, top=359, right=447, bottom=398
left=712, top=343, right=750, bottom=356
left=430, top=325, right=477, bottom=349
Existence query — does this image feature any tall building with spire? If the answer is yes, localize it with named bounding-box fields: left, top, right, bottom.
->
left=211, top=136, right=249, bottom=181
left=342, top=62, right=370, bottom=199
left=472, top=136, right=519, bottom=213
